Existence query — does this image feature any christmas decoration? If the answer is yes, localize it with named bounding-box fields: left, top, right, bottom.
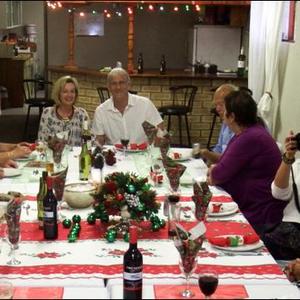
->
left=87, top=213, right=96, bottom=224
left=92, top=172, right=164, bottom=241
left=62, top=219, right=72, bottom=228
left=192, top=180, right=212, bottom=221
left=103, top=149, right=117, bottom=166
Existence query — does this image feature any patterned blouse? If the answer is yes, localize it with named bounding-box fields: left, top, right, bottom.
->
left=38, top=106, right=90, bottom=146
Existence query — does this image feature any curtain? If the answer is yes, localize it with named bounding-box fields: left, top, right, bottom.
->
left=248, top=1, right=284, bottom=134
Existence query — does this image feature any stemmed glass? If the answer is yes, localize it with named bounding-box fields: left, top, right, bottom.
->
left=6, top=226, right=21, bottom=265
left=179, top=254, right=198, bottom=298
left=120, top=138, right=129, bottom=158
left=198, top=271, right=219, bottom=299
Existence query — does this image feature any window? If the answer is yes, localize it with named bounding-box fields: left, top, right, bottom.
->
left=6, top=1, right=22, bottom=28
left=282, top=1, right=296, bottom=42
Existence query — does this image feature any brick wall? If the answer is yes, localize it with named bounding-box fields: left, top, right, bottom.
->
left=49, top=71, right=246, bottom=148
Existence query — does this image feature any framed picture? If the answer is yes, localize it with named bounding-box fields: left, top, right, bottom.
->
left=74, top=12, right=104, bottom=37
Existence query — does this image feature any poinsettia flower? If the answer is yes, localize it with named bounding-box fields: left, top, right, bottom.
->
left=105, top=181, right=118, bottom=193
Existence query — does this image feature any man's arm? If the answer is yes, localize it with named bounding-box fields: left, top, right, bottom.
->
left=200, top=149, right=221, bottom=164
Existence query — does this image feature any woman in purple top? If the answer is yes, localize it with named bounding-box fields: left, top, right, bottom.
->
left=207, top=90, right=287, bottom=236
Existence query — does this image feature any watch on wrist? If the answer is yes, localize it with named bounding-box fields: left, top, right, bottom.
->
left=282, top=152, right=295, bottom=165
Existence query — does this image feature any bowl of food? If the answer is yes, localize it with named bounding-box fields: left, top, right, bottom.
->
left=63, top=183, right=96, bottom=209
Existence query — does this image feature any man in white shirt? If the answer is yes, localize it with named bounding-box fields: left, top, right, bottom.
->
left=92, top=68, right=163, bottom=145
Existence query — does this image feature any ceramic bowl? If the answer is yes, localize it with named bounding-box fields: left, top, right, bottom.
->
left=63, top=183, right=96, bottom=209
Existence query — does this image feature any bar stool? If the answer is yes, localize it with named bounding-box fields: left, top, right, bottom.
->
left=96, top=86, right=138, bottom=104
left=23, top=79, right=55, bottom=139
left=158, top=85, right=198, bottom=147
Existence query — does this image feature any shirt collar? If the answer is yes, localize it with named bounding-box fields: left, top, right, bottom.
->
left=106, top=93, right=135, bottom=112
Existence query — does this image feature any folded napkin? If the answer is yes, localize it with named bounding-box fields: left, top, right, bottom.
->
left=115, top=142, right=148, bottom=150
left=154, top=284, right=248, bottom=299
left=13, top=287, right=64, bottom=299
left=208, top=234, right=260, bottom=247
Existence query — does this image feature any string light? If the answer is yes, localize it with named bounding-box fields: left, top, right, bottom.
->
left=148, top=4, right=154, bottom=11
left=159, top=5, right=164, bottom=11
left=173, top=6, right=179, bottom=12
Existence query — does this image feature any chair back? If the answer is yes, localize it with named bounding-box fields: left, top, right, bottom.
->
left=23, top=79, right=53, bottom=102
left=97, top=86, right=138, bottom=104
left=169, top=85, right=198, bottom=113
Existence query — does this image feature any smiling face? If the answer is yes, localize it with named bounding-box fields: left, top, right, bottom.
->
left=59, top=82, right=77, bottom=107
left=108, top=73, right=129, bottom=101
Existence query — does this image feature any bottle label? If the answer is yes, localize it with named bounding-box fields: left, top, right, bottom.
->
left=238, top=60, right=245, bottom=68
left=123, top=271, right=143, bottom=281
left=44, top=211, right=54, bottom=218
left=87, top=140, right=92, bottom=151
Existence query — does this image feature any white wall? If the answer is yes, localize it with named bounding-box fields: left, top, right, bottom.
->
left=275, top=2, right=300, bottom=146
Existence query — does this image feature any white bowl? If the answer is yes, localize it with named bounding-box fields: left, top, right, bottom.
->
left=63, top=183, right=96, bottom=209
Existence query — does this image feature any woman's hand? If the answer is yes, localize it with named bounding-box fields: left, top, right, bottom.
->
left=285, top=130, right=297, bottom=159
left=207, top=164, right=216, bottom=185
left=10, top=144, right=32, bottom=159
left=2, top=159, right=18, bottom=168
left=284, top=258, right=300, bottom=282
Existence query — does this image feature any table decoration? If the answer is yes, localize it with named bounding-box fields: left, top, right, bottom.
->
left=92, top=172, right=163, bottom=241
left=192, top=181, right=212, bottom=221
left=156, top=128, right=171, bottom=160
left=174, top=222, right=206, bottom=298
left=47, top=133, right=68, bottom=166
left=142, top=121, right=157, bottom=146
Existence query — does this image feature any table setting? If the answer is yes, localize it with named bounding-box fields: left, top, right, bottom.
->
left=0, top=140, right=299, bottom=299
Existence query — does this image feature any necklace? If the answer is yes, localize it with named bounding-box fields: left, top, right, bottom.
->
left=56, top=106, right=74, bottom=121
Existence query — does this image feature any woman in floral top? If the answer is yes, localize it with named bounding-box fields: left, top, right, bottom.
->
left=38, top=76, right=90, bottom=147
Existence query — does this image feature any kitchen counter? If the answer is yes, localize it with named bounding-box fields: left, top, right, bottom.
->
left=48, top=65, right=246, bottom=80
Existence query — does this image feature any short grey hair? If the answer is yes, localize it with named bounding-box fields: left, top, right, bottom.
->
left=107, top=68, right=130, bottom=85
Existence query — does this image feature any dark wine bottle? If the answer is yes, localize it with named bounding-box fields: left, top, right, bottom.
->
left=37, top=171, right=48, bottom=230
left=137, top=53, right=143, bottom=74
left=43, top=176, right=58, bottom=240
left=123, top=226, right=143, bottom=299
left=159, top=54, right=166, bottom=75
left=237, top=46, right=246, bottom=77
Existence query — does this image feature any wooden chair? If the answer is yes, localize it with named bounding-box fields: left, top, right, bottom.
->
left=23, top=79, right=55, bottom=139
left=158, top=85, right=198, bottom=147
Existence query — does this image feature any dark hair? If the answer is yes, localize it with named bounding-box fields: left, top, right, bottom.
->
left=224, top=90, right=258, bottom=127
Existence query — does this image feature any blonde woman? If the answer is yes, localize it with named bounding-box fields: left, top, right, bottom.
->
left=38, top=76, right=90, bottom=146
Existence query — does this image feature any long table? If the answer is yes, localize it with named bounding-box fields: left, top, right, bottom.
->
left=0, top=147, right=299, bottom=299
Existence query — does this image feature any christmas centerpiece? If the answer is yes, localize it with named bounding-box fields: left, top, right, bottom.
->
left=91, top=172, right=165, bottom=242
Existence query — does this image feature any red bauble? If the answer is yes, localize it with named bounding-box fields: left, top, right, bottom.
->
left=116, top=193, right=124, bottom=201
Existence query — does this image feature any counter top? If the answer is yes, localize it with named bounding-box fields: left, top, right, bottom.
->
left=48, top=65, right=247, bottom=80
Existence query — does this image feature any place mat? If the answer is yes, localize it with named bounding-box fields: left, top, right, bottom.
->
left=13, top=287, right=64, bottom=299
left=154, top=284, right=248, bottom=299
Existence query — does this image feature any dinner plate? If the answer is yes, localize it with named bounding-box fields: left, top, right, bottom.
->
left=168, top=149, right=192, bottom=161
left=207, top=202, right=238, bottom=217
left=212, top=239, right=264, bottom=252
left=15, top=153, right=37, bottom=162
left=114, top=145, right=147, bottom=153
left=3, top=168, right=21, bottom=178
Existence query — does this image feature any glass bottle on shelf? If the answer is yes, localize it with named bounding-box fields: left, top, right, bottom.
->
left=237, top=46, right=246, bottom=77
left=137, top=53, right=144, bottom=74
left=159, top=54, right=166, bottom=75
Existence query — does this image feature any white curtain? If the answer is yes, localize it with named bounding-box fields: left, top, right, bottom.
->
left=248, top=1, right=284, bottom=134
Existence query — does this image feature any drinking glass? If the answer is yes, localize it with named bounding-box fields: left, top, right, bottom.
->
left=6, top=228, right=21, bottom=265
left=179, top=254, right=198, bottom=298
left=198, top=271, right=219, bottom=299
left=120, top=138, right=129, bottom=158
left=0, top=281, right=13, bottom=299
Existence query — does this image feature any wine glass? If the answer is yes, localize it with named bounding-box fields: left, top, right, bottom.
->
left=198, top=271, right=219, bottom=299
left=179, top=254, right=198, bottom=298
left=120, top=138, right=129, bottom=158
left=6, top=227, right=21, bottom=265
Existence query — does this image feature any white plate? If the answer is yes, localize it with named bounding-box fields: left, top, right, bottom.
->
left=212, top=238, right=264, bottom=252
left=3, top=168, right=21, bottom=178
left=207, top=202, right=238, bottom=217
left=168, top=149, right=192, bottom=161
left=15, top=153, right=37, bottom=162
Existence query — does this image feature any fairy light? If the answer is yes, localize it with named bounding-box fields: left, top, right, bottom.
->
left=79, top=12, right=85, bottom=17
left=116, top=11, right=122, bottom=17
left=106, top=12, right=111, bottom=18
left=92, top=10, right=97, bottom=15
left=159, top=5, right=164, bottom=11
left=57, top=2, right=62, bottom=8
left=127, top=7, right=133, bottom=15
left=185, top=5, right=190, bottom=12
left=195, top=4, right=201, bottom=12
left=173, top=6, right=179, bottom=12
left=148, top=4, right=154, bottom=11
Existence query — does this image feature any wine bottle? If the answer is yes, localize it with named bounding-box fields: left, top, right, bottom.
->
left=82, top=120, right=92, bottom=149
left=79, top=140, right=92, bottom=181
left=159, top=54, right=166, bottom=75
left=137, top=53, right=144, bottom=74
left=123, top=226, right=143, bottom=299
left=43, top=176, right=58, bottom=240
left=37, top=171, right=48, bottom=230
left=237, top=46, right=246, bottom=77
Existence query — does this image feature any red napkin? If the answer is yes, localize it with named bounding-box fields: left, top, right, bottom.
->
left=114, top=143, right=123, bottom=149
left=208, top=233, right=260, bottom=247
left=154, top=284, right=248, bottom=299
left=13, top=287, right=64, bottom=299
left=211, top=196, right=233, bottom=203
left=137, top=142, right=147, bottom=150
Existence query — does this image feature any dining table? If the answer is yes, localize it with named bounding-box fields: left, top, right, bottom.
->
left=0, top=146, right=299, bottom=299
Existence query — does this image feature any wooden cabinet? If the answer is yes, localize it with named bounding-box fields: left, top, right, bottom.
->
left=0, top=56, right=33, bottom=108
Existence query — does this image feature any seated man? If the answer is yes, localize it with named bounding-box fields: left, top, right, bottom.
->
left=92, top=68, right=163, bottom=145
left=200, top=84, right=238, bottom=164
